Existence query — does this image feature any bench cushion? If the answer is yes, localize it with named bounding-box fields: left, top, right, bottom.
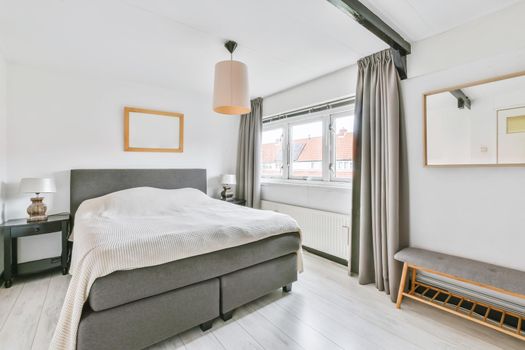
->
left=394, top=248, right=525, bottom=296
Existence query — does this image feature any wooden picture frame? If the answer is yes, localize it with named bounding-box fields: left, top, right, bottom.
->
left=124, top=107, right=184, bottom=153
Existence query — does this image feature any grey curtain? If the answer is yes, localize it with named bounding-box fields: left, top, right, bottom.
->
left=236, top=98, right=263, bottom=208
left=350, top=49, right=402, bottom=302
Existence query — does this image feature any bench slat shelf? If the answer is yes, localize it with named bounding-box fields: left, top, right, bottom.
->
left=404, top=280, right=525, bottom=340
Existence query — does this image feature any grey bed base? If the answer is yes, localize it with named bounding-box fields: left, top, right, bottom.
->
left=70, top=169, right=299, bottom=350
left=78, top=253, right=298, bottom=350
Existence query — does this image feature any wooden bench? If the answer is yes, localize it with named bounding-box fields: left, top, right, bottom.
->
left=395, top=248, right=525, bottom=341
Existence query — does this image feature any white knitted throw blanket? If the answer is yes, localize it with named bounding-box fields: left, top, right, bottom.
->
left=50, top=187, right=302, bottom=350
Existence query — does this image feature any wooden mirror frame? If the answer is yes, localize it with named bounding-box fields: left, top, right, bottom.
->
left=423, top=70, right=525, bottom=167
left=124, top=107, right=184, bottom=153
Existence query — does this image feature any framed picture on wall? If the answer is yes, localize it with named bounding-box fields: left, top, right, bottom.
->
left=124, top=107, right=184, bottom=152
left=497, top=106, right=525, bottom=163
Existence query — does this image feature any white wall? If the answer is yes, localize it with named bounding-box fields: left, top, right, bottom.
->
left=264, top=65, right=357, bottom=116
left=0, top=51, right=6, bottom=224
left=5, top=64, right=239, bottom=263
left=403, top=5, right=525, bottom=270
left=0, top=51, right=6, bottom=275
left=407, top=1, right=525, bottom=79
left=261, top=65, right=356, bottom=214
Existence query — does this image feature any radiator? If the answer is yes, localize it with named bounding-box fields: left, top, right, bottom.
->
left=261, top=200, right=350, bottom=261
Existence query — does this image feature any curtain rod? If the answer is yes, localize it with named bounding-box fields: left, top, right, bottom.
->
left=263, top=96, right=355, bottom=124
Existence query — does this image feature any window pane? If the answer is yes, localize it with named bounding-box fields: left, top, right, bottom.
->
left=262, top=128, right=284, bottom=177
left=334, top=115, right=354, bottom=179
left=291, top=121, right=323, bottom=178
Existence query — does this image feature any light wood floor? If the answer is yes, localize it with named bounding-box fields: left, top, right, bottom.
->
left=0, top=252, right=523, bottom=350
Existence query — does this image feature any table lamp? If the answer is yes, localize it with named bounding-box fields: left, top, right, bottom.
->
left=220, top=174, right=236, bottom=201
left=19, top=178, right=56, bottom=222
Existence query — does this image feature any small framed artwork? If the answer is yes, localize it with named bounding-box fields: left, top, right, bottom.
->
left=497, top=106, right=525, bottom=164
left=124, top=107, right=184, bottom=152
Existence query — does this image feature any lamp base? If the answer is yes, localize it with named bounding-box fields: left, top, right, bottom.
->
left=27, top=196, right=48, bottom=222
left=220, top=186, right=234, bottom=201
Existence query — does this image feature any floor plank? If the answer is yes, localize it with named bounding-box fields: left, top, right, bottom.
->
left=0, top=275, right=52, bottom=350
left=233, top=305, right=304, bottom=350
left=147, top=335, right=186, bottom=350
left=0, top=280, right=24, bottom=330
left=31, top=274, right=71, bottom=350
left=295, top=277, right=452, bottom=349
left=248, top=294, right=344, bottom=350
left=269, top=288, right=385, bottom=349
left=179, top=326, right=225, bottom=350
left=212, top=318, right=264, bottom=350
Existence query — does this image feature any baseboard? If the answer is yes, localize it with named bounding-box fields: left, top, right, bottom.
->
left=302, top=245, right=348, bottom=266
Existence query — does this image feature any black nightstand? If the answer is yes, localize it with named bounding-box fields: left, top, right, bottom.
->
left=0, top=213, right=70, bottom=288
left=224, top=198, right=246, bottom=206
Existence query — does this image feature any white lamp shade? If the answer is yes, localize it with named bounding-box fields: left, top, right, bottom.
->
left=20, top=178, right=56, bottom=193
left=221, top=174, right=236, bottom=185
left=213, top=60, right=251, bottom=115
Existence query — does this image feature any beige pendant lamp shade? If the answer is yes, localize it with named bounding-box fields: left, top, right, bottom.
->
left=213, top=40, right=251, bottom=115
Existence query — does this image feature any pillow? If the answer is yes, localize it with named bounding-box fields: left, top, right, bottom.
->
left=76, top=187, right=210, bottom=219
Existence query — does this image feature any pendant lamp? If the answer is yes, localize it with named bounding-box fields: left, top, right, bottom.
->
left=213, top=40, right=251, bottom=115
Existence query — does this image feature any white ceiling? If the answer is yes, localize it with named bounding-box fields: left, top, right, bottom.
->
left=359, top=0, right=522, bottom=42
left=0, top=0, right=521, bottom=98
left=0, top=0, right=387, bottom=97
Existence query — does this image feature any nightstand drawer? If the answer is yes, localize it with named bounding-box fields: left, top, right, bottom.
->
left=11, top=221, right=63, bottom=237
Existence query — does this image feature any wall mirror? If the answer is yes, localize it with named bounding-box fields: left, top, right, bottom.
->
left=424, top=72, right=525, bottom=166
left=124, top=107, right=184, bottom=153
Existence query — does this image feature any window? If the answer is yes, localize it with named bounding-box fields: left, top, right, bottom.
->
left=332, top=115, right=354, bottom=180
left=290, top=120, right=323, bottom=179
left=261, top=127, right=284, bottom=177
left=262, top=102, right=354, bottom=183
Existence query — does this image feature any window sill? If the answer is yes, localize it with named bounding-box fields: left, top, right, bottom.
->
left=261, top=178, right=352, bottom=190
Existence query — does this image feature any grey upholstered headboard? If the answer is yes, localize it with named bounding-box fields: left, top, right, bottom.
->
left=70, top=169, right=207, bottom=222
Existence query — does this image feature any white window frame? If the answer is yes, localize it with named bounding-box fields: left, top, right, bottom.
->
left=262, top=104, right=354, bottom=183
left=261, top=125, right=287, bottom=179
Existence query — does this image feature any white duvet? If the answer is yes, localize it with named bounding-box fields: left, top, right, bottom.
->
left=51, top=187, right=302, bottom=350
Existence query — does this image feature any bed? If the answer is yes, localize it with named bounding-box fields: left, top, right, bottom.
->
left=53, top=169, right=301, bottom=350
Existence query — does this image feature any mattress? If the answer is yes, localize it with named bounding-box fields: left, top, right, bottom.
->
left=88, top=232, right=301, bottom=312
